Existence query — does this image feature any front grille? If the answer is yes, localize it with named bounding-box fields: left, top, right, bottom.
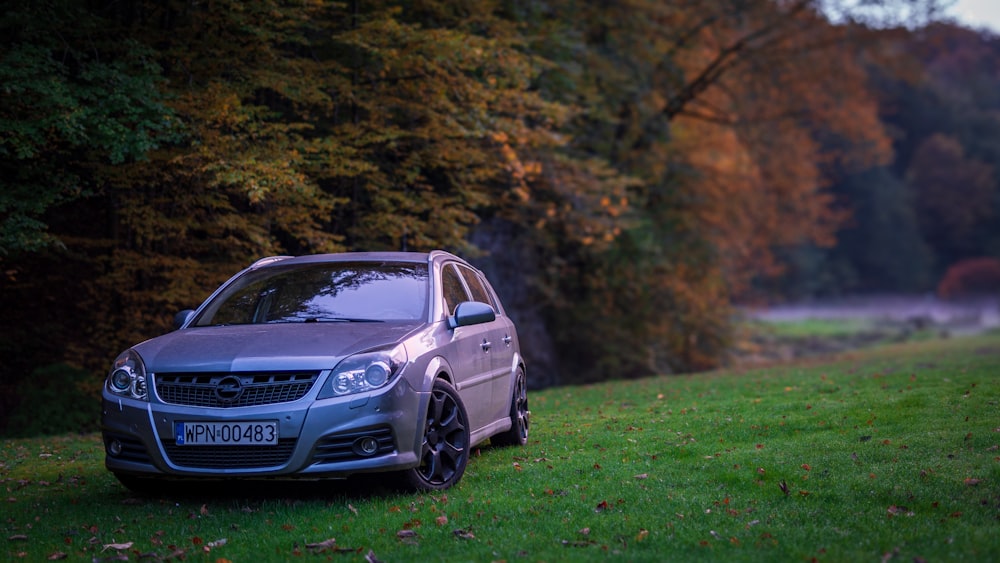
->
left=104, top=433, right=152, bottom=464
left=154, top=371, right=320, bottom=408
left=312, top=427, right=395, bottom=464
left=163, top=439, right=297, bottom=469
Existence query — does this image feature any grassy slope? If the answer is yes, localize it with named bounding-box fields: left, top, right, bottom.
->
left=3, top=333, right=999, bottom=562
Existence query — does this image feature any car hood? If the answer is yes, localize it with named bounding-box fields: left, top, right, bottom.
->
left=133, top=322, right=423, bottom=373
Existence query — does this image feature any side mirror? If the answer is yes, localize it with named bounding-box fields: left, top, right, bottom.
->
left=173, top=309, right=195, bottom=330
left=448, top=301, right=496, bottom=329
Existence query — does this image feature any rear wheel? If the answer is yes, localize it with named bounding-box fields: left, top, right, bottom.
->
left=399, top=379, right=470, bottom=491
left=491, top=367, right=528, bottom=447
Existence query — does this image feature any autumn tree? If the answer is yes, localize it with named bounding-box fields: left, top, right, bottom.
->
left=480, top=0, right=920, bottom=376
left=906, top=133, right=995, bottom=257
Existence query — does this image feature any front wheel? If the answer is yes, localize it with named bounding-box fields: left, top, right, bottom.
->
left=399, top=379, right=471, bottom=491
left=491, top=367, right=529, bottom=447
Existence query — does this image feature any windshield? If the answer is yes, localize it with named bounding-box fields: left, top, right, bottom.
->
left=193, top=261, right=429, bottom=326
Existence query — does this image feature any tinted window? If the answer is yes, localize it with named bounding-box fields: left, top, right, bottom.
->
left=194, top=262, right=428, bottom=325
left=441, top=265, right=469, bottom=315
left=458, top=266, right=493, bottom=308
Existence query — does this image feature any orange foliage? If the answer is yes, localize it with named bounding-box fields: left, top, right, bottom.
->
left=907, top=134, right=995, bottom=249
left=666, top=6, right=892, bottom=293
left=937, top=258, right=1000, bottom=298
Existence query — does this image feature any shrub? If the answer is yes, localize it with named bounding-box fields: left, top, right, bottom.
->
left=4, top=363, right=101, bottom=437
left=937, top=257, right=1000, bottom=298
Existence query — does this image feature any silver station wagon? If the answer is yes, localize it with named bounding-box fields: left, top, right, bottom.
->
left=101, top=251, right=528, bottom=491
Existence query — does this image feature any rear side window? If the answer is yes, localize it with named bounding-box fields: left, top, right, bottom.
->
left=458, top=266, right=494, bottom=308
left=441, top=265, right=469, bottom=315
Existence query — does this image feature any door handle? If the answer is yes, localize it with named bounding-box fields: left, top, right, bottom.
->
left=481, top=338, right=492, bottom=352
left=503, top=334, right=512, bottom=346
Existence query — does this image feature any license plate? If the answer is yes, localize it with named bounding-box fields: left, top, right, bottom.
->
left=175, top=421, right=278, bottom=446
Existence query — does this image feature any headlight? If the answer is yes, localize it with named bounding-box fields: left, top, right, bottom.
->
left=318, top=345, right=407, bottom=399
left=106, top=349, right=148, bottom=401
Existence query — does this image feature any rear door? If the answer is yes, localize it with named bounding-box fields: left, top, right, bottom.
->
left=456, top=265, right=514, bottom=425
left=440, top=264, right=494, bottom=430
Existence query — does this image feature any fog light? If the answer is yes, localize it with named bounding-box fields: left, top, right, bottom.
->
left=108, top=439, right=123, bottom=457
left=357, top=436, right=379, bottom=455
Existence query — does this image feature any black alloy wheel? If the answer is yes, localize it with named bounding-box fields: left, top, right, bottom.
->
left=401, top=379, right=470, bottom=490
left=491, top=367, right=529, bottom=447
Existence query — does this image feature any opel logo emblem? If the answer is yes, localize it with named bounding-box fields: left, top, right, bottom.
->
left=215, top=375, right=244, bottom=403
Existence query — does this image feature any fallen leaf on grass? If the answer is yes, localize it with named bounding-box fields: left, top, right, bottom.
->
left=778, top=480, right=789, bottom=496
left=453, top=528, right=475, bottom=539
left=435, top=515, right=448, bottom=526
left=101, top=542, right=133, bottom=551
left=561, top=539, right=598, bottom=548
left=396, top=530, right=418, bottom=539
left=634, top=473, right=648, bottom=480
left=8, top=535, right=28, bottom=541
left=887, top=505, right=914, bottom=517
left=47, top=552, right=67, bottom=560
left=306, top=538, right=338, bottom=552
left=636, top=529, right=649, bottom=541
left=963, top=478, right=981, bottom=486
left=595, top=500, right=609, bottom=513
left=365, top=549, right=383, bottom=563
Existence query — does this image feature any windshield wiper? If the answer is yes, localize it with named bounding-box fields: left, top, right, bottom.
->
left=267, top=317, right=384, bottom=323
left=308, top=316, right=384, bottom=323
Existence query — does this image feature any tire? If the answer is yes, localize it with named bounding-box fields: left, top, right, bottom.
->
left=399, top=379, right=471, bottom=491
left=491, top=367, right=529, bottom=447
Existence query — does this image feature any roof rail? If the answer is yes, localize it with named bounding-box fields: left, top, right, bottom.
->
left=249, top=256, right=293, bottom=269
left=428, top=249, right=461, bottom=262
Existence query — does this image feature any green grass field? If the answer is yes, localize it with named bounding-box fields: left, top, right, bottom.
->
left=4, top=333, right=999, bottom=561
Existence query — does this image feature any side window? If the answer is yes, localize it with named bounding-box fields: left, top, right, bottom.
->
left=458, top=266, right=494, bottom=308
left=441, top=265, right=469, bottom=315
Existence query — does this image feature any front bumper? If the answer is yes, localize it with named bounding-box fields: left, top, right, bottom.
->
left=101, top=375, right=428, bottom=480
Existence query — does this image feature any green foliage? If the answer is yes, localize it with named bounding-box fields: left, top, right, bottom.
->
left=2, top=334, right=999, bottom=560
left=4, top=363, right=100, bottom=437
left=0, top=1, right=177, bottom=255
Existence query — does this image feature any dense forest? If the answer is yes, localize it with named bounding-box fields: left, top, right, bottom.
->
left=2, top=0, right=998, bottom=434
